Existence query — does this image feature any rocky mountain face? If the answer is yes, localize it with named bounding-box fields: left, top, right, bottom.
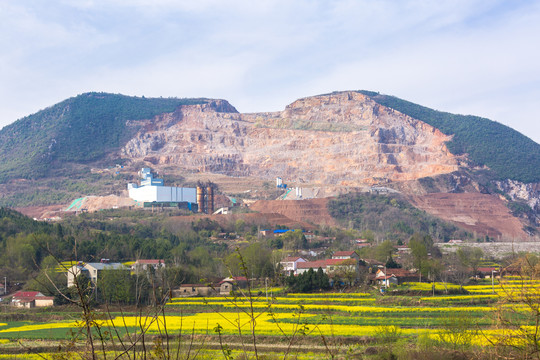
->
left=121, top=92, right=459, bottom=186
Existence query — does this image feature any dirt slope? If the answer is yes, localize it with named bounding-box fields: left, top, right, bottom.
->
left=250, top=198, right=338, bottom=227
left=165, top=212, right=315, bottom=231
left=410, top=193, right=529, bottom=240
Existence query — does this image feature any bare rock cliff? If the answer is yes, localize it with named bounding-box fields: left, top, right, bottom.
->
left=120, top=92, right=458, bottom=186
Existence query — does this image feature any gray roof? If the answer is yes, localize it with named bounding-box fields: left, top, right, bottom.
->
left=84, top=262, right=127, bottom=271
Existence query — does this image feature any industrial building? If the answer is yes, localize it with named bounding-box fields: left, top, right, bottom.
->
left=128, top=168, right=197, bottom=204
left=127, top=168, right=214, bottom=213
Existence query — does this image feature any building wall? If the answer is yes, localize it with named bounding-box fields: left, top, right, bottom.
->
left=129, top=185, right=197, bottom=203
left=35, top=298, right=54, bottom=307
left=156, top=186, right=197, bottom=203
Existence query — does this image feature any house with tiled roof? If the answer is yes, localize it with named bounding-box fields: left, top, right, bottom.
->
left=332, top=251, right=359, bottom=260
left=174, top=284, right=217, bottom=297
left=219, top=276, right=248, bottom=295
left=375, top=268, right=417, bottom=286
left=11, top=291, right=54, bottom=308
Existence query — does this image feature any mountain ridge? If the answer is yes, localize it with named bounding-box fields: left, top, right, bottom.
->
left=1, top=90, right=538, bottom=240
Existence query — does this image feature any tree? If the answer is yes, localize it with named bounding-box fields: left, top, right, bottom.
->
left=224, top=243, right=275, bottom=279
left=456, top=247, right=483, bottom=278
left=409, top=233, right=431, bottom=281
left=280, top=230, right=307, bottom=250
left=99, top=269, right=133, bottom=304
left=287, top=267, right=329, bottom=292
left=376, top=240, right=395, bottom=262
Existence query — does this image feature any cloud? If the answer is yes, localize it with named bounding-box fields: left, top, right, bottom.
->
left=1, top=0, right=539, bottom=144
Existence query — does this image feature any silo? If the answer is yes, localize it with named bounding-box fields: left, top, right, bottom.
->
left=196, top=186, right=205, bottom=213
left=207, top=186, right=214, bottom=213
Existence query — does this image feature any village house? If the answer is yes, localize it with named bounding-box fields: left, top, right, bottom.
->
left=131, top=259, right=166, bottom=274
left=67, top=260, right=128, bottom=287
left=332, top=251, right=359, bottom=260
left=375, top=268, right=417, bottom=286
left=279, top=256, right=307, bottom=276
left=219, top=276, right=248, bottom=295
left=11, top=291, right=54, bottom=308
left=477, top=266, right=500, bottom=279
left=173, top=284, right=217, bottom=297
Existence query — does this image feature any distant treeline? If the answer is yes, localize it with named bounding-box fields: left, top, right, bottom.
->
left=327, top=192, right=471, bottom=242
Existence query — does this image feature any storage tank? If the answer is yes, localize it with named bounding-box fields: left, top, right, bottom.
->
left=196, top=186, right=205, bottom=213
left=207, top=186, right=214, bottom=214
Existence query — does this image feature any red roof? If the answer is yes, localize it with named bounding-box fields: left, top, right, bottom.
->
left=12, top=291, right=42, bottom=298
left=219, top=276, right=248, bottom=284
left=136, top=259, right=164, bottom=264
left=376, top=268, right=415, bottom=279
left=297, top=260, right=327, bottom=269
left=333, top=251, right=356, bottom=257
left=12, top=291, right=53, bottom=302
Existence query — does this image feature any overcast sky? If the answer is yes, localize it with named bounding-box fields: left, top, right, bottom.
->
left=1, top=0, right=539, bottom=143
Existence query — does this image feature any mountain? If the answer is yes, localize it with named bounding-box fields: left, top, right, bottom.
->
left=0, top=90, right=538, bottom=239
left=356, top=91, right=540, bottom=183
left=0, top=93, right=208, bottom=182
left=120, top=92, right=458, bottom=184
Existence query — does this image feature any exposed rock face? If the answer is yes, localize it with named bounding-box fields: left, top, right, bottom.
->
left=496, top=179, right=540, bottom=212
left=121, top=92, right=458, bottom=186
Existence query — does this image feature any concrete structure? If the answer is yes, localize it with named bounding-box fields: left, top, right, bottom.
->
left=128, top=168, right=197, bottom=204
left=11, top=291, right=54, bottom=308
left=67, top=261, right=128, bottom=288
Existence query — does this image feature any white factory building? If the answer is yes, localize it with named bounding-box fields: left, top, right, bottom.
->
left=128, top=168, right=197, bottom=204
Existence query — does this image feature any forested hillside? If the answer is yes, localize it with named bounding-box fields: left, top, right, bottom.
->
left=357, top=90, right=540, bottom=183
left=0, top=93, right=208, bottom=182
left=328, top=193, right=472, bottom=242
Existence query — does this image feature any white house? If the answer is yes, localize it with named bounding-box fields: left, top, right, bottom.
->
left=67, top=261, right=128, bottom=288
left=279, top=257, right=307, bottom=276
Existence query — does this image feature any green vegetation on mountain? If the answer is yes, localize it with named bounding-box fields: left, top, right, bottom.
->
left=328, top=192, right=471, bottom=242
left=0, top=93, right=208, bottom=182
left=357, top=90, right=540, bottom=183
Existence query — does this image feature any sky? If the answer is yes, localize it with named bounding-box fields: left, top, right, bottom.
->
left=1, top=0, right=539, bottom=143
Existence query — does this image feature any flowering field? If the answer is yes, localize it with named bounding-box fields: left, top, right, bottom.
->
left=0, top=281, right=537, bottom=358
